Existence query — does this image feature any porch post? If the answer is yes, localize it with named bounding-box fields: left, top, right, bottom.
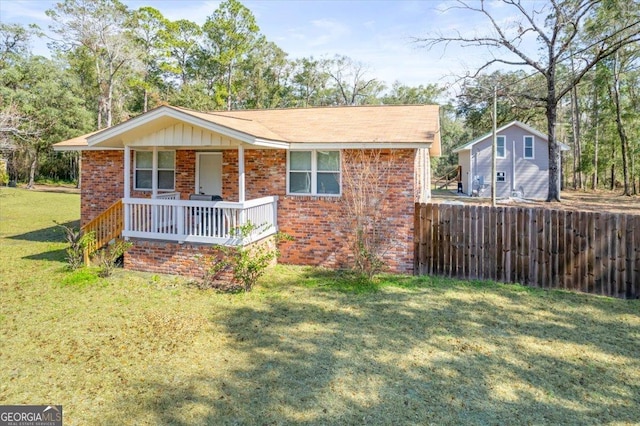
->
left=238, top=145, right=245, bottom=203
left=123, top=145, right=131, bottom=238
left=152, top=146, right=158, bottom=198
left=124, top=145, right=131, bottom=199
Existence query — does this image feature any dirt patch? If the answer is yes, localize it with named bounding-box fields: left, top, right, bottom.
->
left=431, top=189, right=640, bottom=215
left=14, top=184, right=81, bottom=194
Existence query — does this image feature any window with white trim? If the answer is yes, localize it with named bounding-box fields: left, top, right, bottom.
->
left=496, top=171, right=506, bottom=182
left=524, top=135, right=534, bottom=159
left=288, top=150, right=340, bottom=195
left=496, top=135, right=506, bottom=158
left=134, top=150, right=175, bottom=191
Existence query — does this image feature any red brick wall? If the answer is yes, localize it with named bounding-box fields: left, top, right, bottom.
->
left=222, top=150, right=238, bottom=201
left=175, top=150, right=195, bottom=200
left=276, top=149, right=416, bottom=274
left=124, top=240, right=229, bottom=279
left=83, top=147, right=418, bottom=274
left=81, top=150, right=124, bottom=226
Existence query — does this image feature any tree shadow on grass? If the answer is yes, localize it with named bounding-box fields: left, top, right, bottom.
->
left=23, top=248, right=67, bottom=262
left=7, top=220, right=79, bottom=243
left=102, top=277, right=640, bottom=425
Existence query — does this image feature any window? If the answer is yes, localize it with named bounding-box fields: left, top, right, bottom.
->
left=496, top=171, right=506, bottom=182
left=524, top=135, right=534, bottom=159
left=134, top=150, right=175, bottom=191
left=288, top=150, right=340, bottom=195
left=496, top=135, right=506, bottom=158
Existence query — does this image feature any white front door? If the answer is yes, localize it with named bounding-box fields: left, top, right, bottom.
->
left=197, top=153, right=222, bottom=196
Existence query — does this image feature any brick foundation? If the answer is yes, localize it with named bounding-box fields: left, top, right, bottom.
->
left=124, top=236, right=276, bottom=284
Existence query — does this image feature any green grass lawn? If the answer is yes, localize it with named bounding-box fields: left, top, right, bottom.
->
left=1, top=187, right=639, bottom=425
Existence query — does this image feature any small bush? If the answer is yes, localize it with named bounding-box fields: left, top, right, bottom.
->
left=55, top=222, right=95, bottom=270
left=93, top=239, right=132, bottom=277
left=0, top=168, right=9, bottom=186
left=199, top=223, right=292, bottom=292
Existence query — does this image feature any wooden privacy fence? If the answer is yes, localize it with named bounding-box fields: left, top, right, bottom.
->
left=414, top=203, right=640, bottom=299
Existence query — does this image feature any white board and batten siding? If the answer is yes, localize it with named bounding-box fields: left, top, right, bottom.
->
left=132, top=122, right=241, bottom=148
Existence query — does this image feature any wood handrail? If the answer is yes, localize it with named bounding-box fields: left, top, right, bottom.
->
left=81, top=199, right=123, bottom=265
left=433, top=165, right=462, bottom=190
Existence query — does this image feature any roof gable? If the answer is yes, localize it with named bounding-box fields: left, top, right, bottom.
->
left=453, top=121, right=548, bottom=153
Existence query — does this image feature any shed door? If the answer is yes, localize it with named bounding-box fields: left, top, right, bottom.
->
left=197, top=153, right=222, bottom=196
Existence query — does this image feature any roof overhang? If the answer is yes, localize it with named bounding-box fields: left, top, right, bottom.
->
left=289, top=142, right=432, bottom=150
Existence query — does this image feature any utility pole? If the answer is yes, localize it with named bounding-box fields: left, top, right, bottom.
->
left=491, top=86, right=497, bottom=207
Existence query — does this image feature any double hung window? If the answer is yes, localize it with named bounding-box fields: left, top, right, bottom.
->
left=524, top=136, right=534, bottom=159
left=496, top=136, right=506, bottom=158
left=288, top=150, right=340, bottom=195
left=134, top=150, right=175, bottom=191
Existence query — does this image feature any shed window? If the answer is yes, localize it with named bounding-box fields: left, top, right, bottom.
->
left=134, top=150, right=175, bottom=191
left=524, top=136, right=534, bottom=159
left=496, top=136, right=506, bottom=158
left=288, top=150, right=340, bottom=195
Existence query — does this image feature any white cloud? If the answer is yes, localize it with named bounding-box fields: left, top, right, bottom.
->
left=307, top=18, right=351, bottom=47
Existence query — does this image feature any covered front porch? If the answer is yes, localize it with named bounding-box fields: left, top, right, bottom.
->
left=118, top=136, right=280, bottom=245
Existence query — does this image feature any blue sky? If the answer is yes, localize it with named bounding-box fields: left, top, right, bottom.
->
left=0, top=0, right=529, bottom=93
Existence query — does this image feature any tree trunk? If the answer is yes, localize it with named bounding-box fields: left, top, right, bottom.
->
left=106, top=74, right=114, bottom=128
left=546, top=74, right=561, bottom=202
left=592, top=87, right=599, bottom=190
left=27, top=152, right=37, bottom=189
left=571, top=85, right=583, bottom=190
left=611, top=57, right=631, bottom=196
left=227, top=63, right=233, bottom=111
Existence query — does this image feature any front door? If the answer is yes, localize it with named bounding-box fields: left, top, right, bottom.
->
left=197, top=153, right=222, bottom=196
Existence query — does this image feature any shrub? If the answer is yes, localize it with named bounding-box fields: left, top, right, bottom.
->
left=92, top=239, right=132, bottom=277
left=55, top=222, right=95, bottom=270
left=0, top=168, right=8, bottom=186
left=200, top=222, right=292, bottom=292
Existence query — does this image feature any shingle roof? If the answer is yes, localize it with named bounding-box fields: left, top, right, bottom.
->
left=54, top=104, right=440, bottom=152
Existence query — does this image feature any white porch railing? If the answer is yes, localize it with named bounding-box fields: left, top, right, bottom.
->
left=154, top=191, right=181, bottom=200
left=122, top=196, right=278, bottom=246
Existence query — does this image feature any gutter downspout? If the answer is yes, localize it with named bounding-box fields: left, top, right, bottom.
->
left=512, top=139, right=516, bottom=195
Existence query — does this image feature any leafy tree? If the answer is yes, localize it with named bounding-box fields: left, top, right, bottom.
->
left=163, top=19, right=202, bottom=86
left=381, top=81, right=443, bottom=105
left=0, top=23, right=34, bottom=69
left=456, top=70, right=547, bottom=137
left=47, top=0, right=141, bottom=128
left=202, top=0, right=260, bottom=110
left=290, top=56, right=330, bottom=107
left=0, top=56, right=93, bottom=187
left=237, top=37, right=292, bottom=109
left=129, top=6, right=171, bottom=112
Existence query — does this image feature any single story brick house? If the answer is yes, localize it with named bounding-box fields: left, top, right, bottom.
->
left=54, top=105, right=440, bottom=277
